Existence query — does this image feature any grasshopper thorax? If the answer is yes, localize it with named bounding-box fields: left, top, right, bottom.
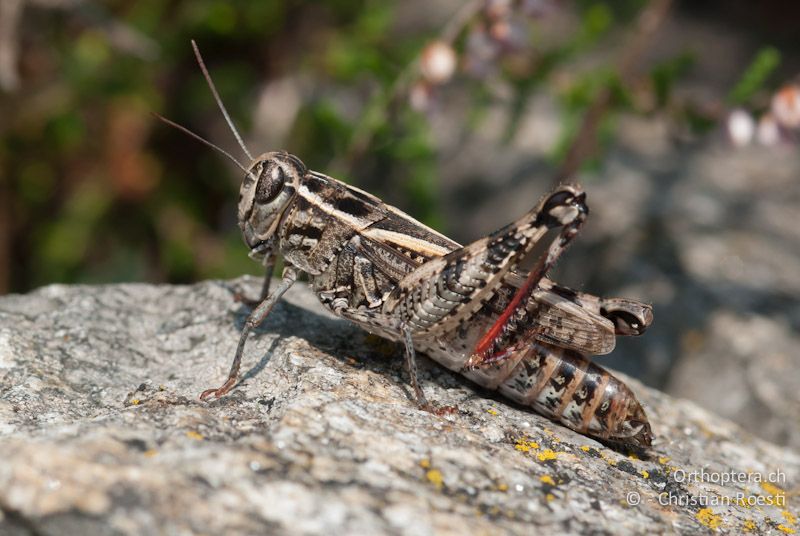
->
left=239, top=151, right=305, bottom=257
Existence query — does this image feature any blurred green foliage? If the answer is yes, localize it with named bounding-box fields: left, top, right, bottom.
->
left=0, top=1, right=784, bottom=294
left=728, top=46, right=781, bottom=105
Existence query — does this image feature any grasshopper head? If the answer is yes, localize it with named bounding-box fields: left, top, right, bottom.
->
left=239, top=151, right=304, bottom=257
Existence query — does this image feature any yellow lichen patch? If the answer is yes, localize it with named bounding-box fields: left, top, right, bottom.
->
left=143, top=449, right=158, bottom=458
left=186, top=431, right=204, bottom=441
left=696, top=508, right=723, bottom=530
left=777, top=525, right=797, bottom=534
left=782, top=511, right=797, bottom=525
left=742, top=520, right=757, bottom=532
left=598, top=452, right=617, bottom=467
left=486, top=408, right=498, bottom=416
left=694, top=421, right=717, bottom=439
left=761, top=481, right=787, bottom=503
left=131, top=398, right=140, bottom=405
left=542, top=428, right=561, bottom=443
left=736, top=496, right=752, bottom=509
left=514, top=439, right=540, bottom=452
left=497, top=483, right=508, bottom=492
left=628, top=453, right=639, bottom=460
left=640, top=470, right=650, bottom=479
left=426, top=469, right=444, bottom=490
left=419, top=458, right=431, bottom=469
left=658, top=456, right=671, bottom=465
left=580, top=445, right=591, bottom=452
left=545, top=493, right=555, bottom=502
left=540, top=475, right=556, bottom=486
left=537, top=449, right=558, bottom=462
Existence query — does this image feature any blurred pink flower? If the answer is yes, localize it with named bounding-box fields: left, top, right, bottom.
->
left=420, top=41, right=458, bottom=85
left=771, top=84, right=800, bottom=129
left=756, top=113, right=781, bottom=146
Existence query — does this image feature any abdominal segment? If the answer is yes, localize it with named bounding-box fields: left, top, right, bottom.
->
left=424, top=338, right=651, bottom=447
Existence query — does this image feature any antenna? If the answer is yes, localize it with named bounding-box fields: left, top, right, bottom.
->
left=190, top=39, right=254, bottom=162
left=151, top=112, right=250, bottom=175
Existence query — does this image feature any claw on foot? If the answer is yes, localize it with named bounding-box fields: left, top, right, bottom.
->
left=199, top=378, right=236, bottom=401
left=420, top=403, right=458, bottom=416
left=199, top=388, right=220, bottom=401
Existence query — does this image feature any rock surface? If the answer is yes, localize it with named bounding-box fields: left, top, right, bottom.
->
left=0, top=278, right=798, bottom=535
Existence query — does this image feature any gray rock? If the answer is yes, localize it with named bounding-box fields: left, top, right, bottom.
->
left=1, top=278, right=798, bottom=535
left=667, top=311, right=800, bottom=450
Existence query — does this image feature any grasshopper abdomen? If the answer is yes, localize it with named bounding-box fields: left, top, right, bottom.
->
left=481, top=343, right=651, bottom=447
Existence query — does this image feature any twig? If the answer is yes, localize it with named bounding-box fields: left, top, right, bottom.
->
left=553, top=0, right=673, bottom=185
left=440, top=0, right=484, bottom=44
left=0, top=171, right=9, bottom=294
left=0, top=0, right=23, bottom=91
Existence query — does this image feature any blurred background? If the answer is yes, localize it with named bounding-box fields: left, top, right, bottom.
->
left=1, top=0, right=799, bottom=448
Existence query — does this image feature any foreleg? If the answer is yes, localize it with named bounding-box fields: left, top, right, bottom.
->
left=200, top=266, right=298, bottom=400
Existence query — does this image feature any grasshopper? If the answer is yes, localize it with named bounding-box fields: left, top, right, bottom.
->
left=162, top=42, right=654, bottom=449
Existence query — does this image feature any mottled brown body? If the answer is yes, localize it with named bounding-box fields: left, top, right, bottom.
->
left=166, top=44, right=654, bottom=450
left=216, top=151, right=654, bottom=448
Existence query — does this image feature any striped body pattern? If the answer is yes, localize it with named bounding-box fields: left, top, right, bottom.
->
left=418, top=310, right=650, bottom=446
left=226, top=151, right=654, bottom=449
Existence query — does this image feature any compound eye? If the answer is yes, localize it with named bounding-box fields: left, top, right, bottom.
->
left=256, top=165, right=285, bottom=203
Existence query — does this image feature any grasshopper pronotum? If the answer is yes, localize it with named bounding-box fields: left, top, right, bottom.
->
left=161, top=42, right=654, bottom=449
